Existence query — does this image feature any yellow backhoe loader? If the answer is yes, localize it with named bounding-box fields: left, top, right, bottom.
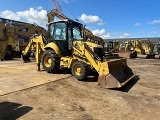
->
left=118, top=40, right=138, bottom=58
left=118, top=39, right=155, bottom=59
left=104, top=40, right=121, bottom=53
left=22, top=19, right=135, bottom=89
left=103, top=40, right=121, bottom=59
left=0, top=18, right=47, bottom=60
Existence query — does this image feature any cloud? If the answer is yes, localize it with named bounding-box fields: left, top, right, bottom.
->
left=135, top=23, right=141, bottom=26
left=79, top=13, right=104, bottom=25
left=62, top=0, right=69, bottom=3
left=92, top=29, right=110, bottom=39
left=119, top=33, right=130, bottom=38
left=148, top=20, right=160, bottom=24
left=0, top=10, right=21, bottom=21
left=16, top=7, right=47, bottom=25
left=0, top=6, right=47, bottom=27
left=37, top=6, right=43, bottom=10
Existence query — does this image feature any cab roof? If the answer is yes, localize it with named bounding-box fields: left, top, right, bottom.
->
left=48, top=19, right=83, bottom=26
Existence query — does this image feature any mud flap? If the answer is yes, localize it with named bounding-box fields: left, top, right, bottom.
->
left=98, top=58, right=135, bottom=88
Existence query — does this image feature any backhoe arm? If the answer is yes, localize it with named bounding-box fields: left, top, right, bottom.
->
left=22, top=35, right=46, bottom=70
left=47, top=9, right=69, bottom=23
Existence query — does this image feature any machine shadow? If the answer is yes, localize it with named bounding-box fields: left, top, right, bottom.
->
left=83, top=76, right=98, bottom=82
left=111, top=75, right=140, bottom=92
left=81, top=75, right=140, bottom=92
left=0, top=102, right=33, bottom=120
left=40, top=69, right=71, bottom=74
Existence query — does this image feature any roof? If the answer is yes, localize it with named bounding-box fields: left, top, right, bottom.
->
left=48, top=19, right=83, bottom=26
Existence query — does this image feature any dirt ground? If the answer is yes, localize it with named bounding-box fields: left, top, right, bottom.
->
left=0, top=58, right=160, bottom=120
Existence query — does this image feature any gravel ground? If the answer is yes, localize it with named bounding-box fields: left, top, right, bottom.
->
left=0, top=58, right=160, bottom=120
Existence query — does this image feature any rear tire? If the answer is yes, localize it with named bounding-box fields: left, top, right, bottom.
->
left=71, top=61, right=87, bottom=80
left=130, top=51, right=137, bottom=58
left=41, top=50, right=60, bottom=73
left=4, top=45, right=13, bottom=60
left=146, top=54, right=150, bottom=59
left=150, top=54, right=155, bottom=59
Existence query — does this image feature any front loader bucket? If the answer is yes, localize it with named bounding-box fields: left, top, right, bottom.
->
left=98, top=58, right=135, bottom=88
left=118, top=50, right=137, bottom=58
left=118, top=50, right=131, bottom=58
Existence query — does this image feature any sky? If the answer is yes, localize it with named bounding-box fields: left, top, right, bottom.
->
left=0, top=0, right=160, bottom=39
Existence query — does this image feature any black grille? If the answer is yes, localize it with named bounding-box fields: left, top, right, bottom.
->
left=94, top=47, right=103, bottom=61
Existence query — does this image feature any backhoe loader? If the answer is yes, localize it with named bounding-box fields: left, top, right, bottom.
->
left=118, top=39, right=155, bottom=59
left=104, top=40, right=120, bottom=53
left=103, top=40, right=121, bottom=59
left=22, top=19, right=135, bottom=88
left=0, top=18, right=47, bottom=60
left=118, top=40, right=138, bottom=58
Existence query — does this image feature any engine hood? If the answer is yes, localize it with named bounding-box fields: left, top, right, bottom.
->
left=84, top=41, right=103, bottom=48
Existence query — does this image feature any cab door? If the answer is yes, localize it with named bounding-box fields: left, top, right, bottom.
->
left=49, top=22, right=69, bottom=56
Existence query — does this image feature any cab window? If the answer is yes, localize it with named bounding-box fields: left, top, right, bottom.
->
left=48, top=22, right=66, bottom=41
left=54, top=22, right=66, bottom=40
left=72, top=26, right=82, bottom=40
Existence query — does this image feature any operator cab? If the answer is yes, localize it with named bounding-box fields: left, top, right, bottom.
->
left=153, top=44, right=160, bottom=54
left=104, top=41, right=115, bottom=52
left=48, top=20, right=83, bottom=56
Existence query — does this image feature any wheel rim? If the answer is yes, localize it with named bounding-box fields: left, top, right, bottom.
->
left=74, top=65, right=83, bottom=76
left=44, top=55, right=52, bottom=67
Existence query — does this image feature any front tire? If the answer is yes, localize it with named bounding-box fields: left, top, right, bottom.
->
left=130, top=50, right=137, bottom=58
left=41, top=50, right=59, bottom=73
left=146, top=54, right=150, bottom=59
left=71, top=61, right=87, bottom=80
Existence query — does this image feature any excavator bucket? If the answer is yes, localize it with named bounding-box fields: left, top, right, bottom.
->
left=98, top=58, right=135, bottom=88
left=21, top=54, right=30, bottom=62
